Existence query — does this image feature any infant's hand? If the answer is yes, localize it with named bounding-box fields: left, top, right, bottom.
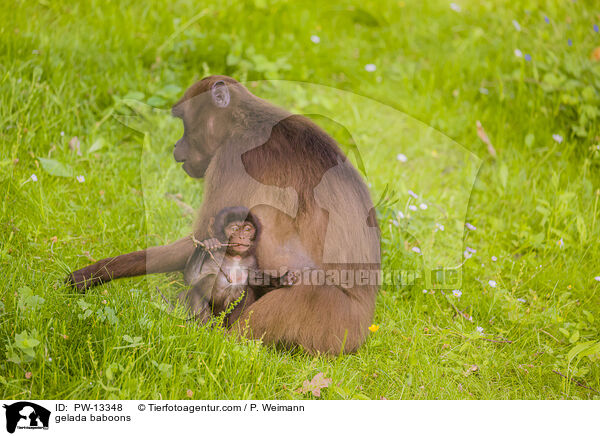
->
left=202, top=238, right=223, bottom=251
left=280, top=270, right=299, bottom=287
left=223, top=287, right=245, bottom=308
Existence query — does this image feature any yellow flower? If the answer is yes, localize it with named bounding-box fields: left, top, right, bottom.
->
left=368, top=324, right=379, bottom=333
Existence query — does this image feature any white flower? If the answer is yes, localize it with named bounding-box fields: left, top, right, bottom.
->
left=466, top=246, right=476, bottom=253
left=419, top=203, right=428, bottom=210
left=411, top=247, right=421, bottom=254
left=449, top=2, right=461, bottom=12
left=396, top=153, right=408, bottom=162
left=557, top=238, right=564, bottom=248
left=476, top=326, right=484, bottom=333
left=517, top=298, right=526, bottom=303
left=479, top=87, right=489, bottom=95
left=594, top=276, right=600, bottom=282
left=76, top=175, right=85, bottom=183
left=466, top=222, right=476, bottom=231
left=310, top=35, right=320, bottom=44
left=397, top=211, right=405, bottom=219
left=392, top=220, right=399, bottom=226
left=488, top=280, right=497, bottom=288
left=60, top=131, right=65, bottom=137
left=408, top=190, right=418, bottom=199
left=423, top=289, right=428, bottom=294
left=514, top=49, right=523, bottom=58
left=365, top=63, right=376, bottom=72
left=409, top=205, right=418, bottom=211
left=30, top=174, right=38, bottom=182
left=491, top=256, right=498, bottom=261
left=464, top=251, right=472, bottom=259
left=552, top=134, right=563, bottom=143
left=512, top=20, right=521, bottom=31
left=452, top=289, right=462, bottom=297
left=435, top=223, right=445, bottom=231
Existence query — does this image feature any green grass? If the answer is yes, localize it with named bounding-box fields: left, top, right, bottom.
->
left=1, top=0, right=600, bottom=400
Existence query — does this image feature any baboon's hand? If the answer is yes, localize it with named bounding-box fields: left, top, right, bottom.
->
left=65, top=266, right=103, bottom=292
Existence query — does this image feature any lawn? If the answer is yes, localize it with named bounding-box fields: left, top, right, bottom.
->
left=1, top=0, right=599, bottom=400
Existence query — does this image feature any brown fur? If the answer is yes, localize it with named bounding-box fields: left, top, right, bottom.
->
left=180, top=206, right=291, bottom=327
left=67, top=75, right=380, bottom=355
left=67, top=237, right=194, bottom=290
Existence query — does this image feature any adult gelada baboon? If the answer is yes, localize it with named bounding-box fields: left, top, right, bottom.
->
left=68, top=76, right=381, bottom=354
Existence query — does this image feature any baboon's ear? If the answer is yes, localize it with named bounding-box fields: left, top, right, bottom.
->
left=211, top=81, right=230, bottom=108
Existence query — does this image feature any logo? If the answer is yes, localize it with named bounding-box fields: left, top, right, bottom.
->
left=3, top=402, right=50, bottom=434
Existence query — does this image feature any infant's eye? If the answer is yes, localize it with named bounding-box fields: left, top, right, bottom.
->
left=231, top=226, right=239, bottom=232
left=244, top=225, right=252, bottom=232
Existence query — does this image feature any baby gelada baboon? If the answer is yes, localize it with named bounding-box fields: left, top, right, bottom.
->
left=179, top=206, right=295, bottom=326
